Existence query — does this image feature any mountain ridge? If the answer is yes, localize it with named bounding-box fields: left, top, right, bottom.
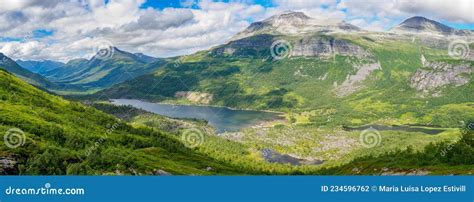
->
left=26, top=47, right=166, bottom=92
left=0, top=53, right=59, bottom=89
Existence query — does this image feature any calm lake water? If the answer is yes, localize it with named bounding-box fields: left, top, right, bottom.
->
left=343, top=125, right=445, bottom=135
left=110, top=99, right=284, bottom=133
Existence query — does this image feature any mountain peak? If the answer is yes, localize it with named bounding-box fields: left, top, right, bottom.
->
left=391, top=16, right=463, bottom=36
left=233, top=12, right=359, bottom=40
left=264, top=11, right=311, bottom=26
left=91, top=46, right=140, bottom=62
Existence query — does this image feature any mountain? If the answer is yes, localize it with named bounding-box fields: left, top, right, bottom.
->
left=96, top=12, right=473, bottom=128
left=16, top=60, right=66, bottom=75
left=39, top=47, right=166, bottom=91
left=0, top=53, right=58, bottom=89
left=391, top=16, right=472, bottom=36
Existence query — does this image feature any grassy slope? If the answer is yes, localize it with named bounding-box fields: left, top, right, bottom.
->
left=0, top=69, right=249, bottom=175
left=319, top=124, right=474, bottom=175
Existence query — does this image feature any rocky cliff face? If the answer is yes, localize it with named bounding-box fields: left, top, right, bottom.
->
left=292, top=36, right=371, bottom=58
left=334, top=62, right=382, bottom=97
left=175, top=91, right=213, bottom=104
left=214, top=34, right=371, bottom=59
left=410, top=55, right=472, bottom=94
left=0, top=156, right=18, bottom=175
left=212, top=34, right=274, bottom=57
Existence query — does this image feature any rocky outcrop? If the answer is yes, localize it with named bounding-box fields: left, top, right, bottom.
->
left=410, top=57, right=472, bottom=94
left=213, top=34, right=274, bottom=57
left=0, top=156, right=18, bottom=175
left=152, top=169, right=172, bottom=176
left=261, top=148, right=323, bottom=166
left=215, top=34, right=371, bottom=59
left=175, top=91, right=213, bottom=104
left=334, top=62, right=382, bottom=97
left=291, top=36, right=371, bottom=58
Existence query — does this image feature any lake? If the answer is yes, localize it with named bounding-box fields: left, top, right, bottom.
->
left=343, top=124, right=445, bottom=135
left=110, top=99, right=284, bottom=133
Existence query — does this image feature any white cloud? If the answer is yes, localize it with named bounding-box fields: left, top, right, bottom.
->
left=0, top=0, right=268, bottom=61
left=396, top=0, right=474, bottom=23
left=341, top=0, right=474, bottom=25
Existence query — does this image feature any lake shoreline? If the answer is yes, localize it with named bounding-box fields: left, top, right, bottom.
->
left=110, top=98, right=287, bottom=116
left=109, top=99, right=286, bottom=133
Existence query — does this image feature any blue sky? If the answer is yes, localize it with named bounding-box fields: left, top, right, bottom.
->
left=0, top=0, right=472, bottom=61
left=140, top=0, right=473, bottom=30
left=141, top=0, right=276, bottom=9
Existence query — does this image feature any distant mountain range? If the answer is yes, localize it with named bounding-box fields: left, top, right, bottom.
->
left=3, top=12, right=474, bottom=98
left=16, top=60, right=66, bottom=75
left=0, top=53, right=58, bottom=89
left=14, top=48, right=165, bottom=92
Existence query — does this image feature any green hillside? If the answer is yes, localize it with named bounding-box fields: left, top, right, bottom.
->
left=0, top=69, right=251, bottom=175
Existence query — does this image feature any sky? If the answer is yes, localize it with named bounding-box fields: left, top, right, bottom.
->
left=0, top=0, right=473, bottom=62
